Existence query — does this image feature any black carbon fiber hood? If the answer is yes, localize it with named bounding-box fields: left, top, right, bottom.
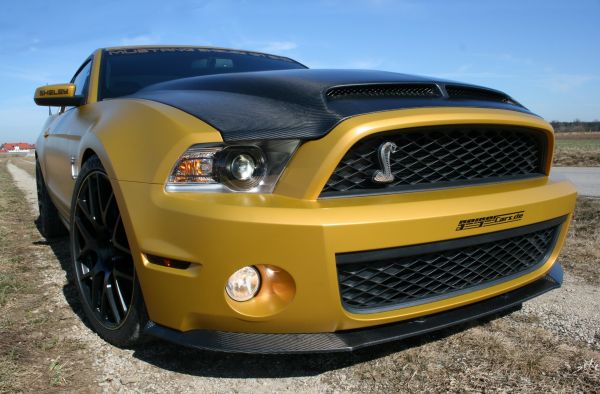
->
left=129, top=69, right=533, bottom=141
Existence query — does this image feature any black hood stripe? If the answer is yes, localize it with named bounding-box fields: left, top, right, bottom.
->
left=128, top=69, right=533, bottom=141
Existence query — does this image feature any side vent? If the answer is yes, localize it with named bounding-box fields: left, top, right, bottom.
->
left=326, top=84, right=442, bottom=100
left=445, top=85, right=519, bottom=106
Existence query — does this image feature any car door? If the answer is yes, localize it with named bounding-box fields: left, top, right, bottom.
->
left=42, top=58, right=93, bottom=219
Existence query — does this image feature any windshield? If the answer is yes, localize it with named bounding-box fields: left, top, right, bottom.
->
left=99, top=47, right=307, bottom=99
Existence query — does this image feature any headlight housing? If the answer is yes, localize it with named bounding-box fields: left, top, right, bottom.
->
left=216, top=146, right=266, bottom=191
left=166, top=140, right=300, bottom=193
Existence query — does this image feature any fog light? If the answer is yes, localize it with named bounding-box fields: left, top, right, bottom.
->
left=226, top=266, right=261, bottom=302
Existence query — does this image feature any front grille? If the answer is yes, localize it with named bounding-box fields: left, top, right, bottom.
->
left=326, top=84, right=441, bottom=99
left=321, top=125, right=546, bottom=197
left=446, top=85, right=517, bottom=105
left=336, top=218, right=562, bottom=312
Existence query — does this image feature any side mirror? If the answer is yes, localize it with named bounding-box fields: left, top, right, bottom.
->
left=34, top=83, right=84, bottom=107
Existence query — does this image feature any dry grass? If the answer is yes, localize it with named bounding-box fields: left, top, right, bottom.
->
left=554, top=133, right=600, bottom=167
left=0, top=273, right=20, bottom=307
left=8, top=157, right=35, bottom=177
left=0, top=153, right=32, bottom=159
left=560, top=197, right=600, bottom=284
left=0, top=157, right=598, bottom=392
left=0, top=159, right=91, bottom=392
left=556, top=132, right=600, bottom=140
left=333, top=320, right=600, bottom=392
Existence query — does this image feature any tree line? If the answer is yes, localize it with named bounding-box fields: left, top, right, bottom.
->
left=550, top=120, right=600, bottom=132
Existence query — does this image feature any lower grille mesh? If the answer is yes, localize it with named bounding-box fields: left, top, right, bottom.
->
left=337, top=221, right=560, bottom=312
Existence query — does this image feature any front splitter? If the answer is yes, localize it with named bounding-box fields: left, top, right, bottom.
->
left=145, top=263, right=563, bottom=354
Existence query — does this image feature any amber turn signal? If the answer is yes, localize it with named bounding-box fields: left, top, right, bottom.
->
left=146, top=254, right=191, bottom=270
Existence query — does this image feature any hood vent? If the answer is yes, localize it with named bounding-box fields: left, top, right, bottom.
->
left=326, top=84, right=442, bottom=100
left=445, top=85, right=518, bottom=105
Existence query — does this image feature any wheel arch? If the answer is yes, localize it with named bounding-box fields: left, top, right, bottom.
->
left=72, top=99, right=224, bottom=279
left=81, top=148, right=97, bottom=166
left=71, top=99, right=224, bottom=299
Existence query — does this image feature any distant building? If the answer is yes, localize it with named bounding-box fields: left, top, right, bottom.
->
left=0, top=142, right=36, bottom=153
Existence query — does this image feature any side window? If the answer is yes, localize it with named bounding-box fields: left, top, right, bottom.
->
left=62, top=60, right=92, bottom=112
left=72, top=61, right=92, bottom=98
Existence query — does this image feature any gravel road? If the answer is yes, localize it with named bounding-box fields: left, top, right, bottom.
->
left=551, top=167, right=600, bottom=197
left=5, top=158, right=599, bottom=392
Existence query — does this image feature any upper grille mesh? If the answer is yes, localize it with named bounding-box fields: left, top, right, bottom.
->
left=321, top=125, right=545, bottom=197
left=326, top=84, right=441, bottom=99
left=337, top=223, right=559, bottom=311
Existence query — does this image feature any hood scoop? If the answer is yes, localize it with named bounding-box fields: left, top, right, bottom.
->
left=445, top=85, right=519, bottom=105
left=326, top=84, right=442, bottom=100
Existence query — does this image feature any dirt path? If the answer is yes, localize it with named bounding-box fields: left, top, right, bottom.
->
left=6, top=161, right=38, bottom=215
left=1, top=159, right=599, bottom=392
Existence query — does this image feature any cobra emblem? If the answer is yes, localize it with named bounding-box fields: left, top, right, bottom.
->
left=372, top=141, right=398, bottom=184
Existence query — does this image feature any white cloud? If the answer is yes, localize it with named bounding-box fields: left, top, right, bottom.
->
left=436, top=64, right=514, bottom=80
left=303, top=57, right=386, bottom=70
left=475, top=52, right=534, bottom=66
left=259, top=41, right=298, bottom=53
left=118, top=34, right=161, bottom=46
left=543, top=73, right=598, bottom=93
left=0, top=66, right=54, bottom=83
left=0, top=103, right=48, bottom=143
left=346, top=58, right=385, bottom=69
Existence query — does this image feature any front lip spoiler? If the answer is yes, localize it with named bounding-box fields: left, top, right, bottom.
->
left=144, top=262, right=563, bottom=354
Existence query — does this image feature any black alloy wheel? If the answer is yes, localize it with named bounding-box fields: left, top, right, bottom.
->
left=70, top=155, right=147, bottom=346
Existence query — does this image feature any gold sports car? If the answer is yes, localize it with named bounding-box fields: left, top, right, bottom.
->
left=33, top=46, right=576, bottom=353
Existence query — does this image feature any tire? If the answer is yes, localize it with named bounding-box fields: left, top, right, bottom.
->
left=36, top=160, right=68, bottom=238
left=69, top=155, right=148, bottom=347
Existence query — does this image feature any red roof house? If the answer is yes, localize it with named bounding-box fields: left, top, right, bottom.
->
left=0, top=143, right=35, bottom=152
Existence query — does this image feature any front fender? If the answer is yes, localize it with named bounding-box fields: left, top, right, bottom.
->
left=78, top=99, right=223, bottom=184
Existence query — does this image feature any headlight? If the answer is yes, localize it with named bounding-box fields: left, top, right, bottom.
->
left=225, top=266, right=261, bottom=302
left=216, top=146, right=266, bottom=191
left=166, top=140, right=300, bottom=193
left=231, top=154, right=255, bottom=181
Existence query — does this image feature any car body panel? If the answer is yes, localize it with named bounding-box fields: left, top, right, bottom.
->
left=115, top=171, right=574, bottom=332
left=86, top=49, right=103, bottom=105
left=33, top=46, right=577, bottom=347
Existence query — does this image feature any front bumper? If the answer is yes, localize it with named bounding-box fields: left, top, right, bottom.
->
left=144, top=262, right=563, bottom=354
left=115, top=175, right=576, bottom=334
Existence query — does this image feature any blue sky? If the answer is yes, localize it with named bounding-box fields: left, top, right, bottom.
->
left=1, top=0, right=599, bottom=143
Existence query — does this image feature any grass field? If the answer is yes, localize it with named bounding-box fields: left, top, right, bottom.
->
left=554, top=133, right=600, bottom=166
left=1, top=156, right=599, bottom=392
